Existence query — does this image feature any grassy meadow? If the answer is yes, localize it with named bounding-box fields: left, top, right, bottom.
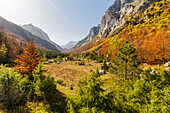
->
left=43, top=60, right=114, bottom=97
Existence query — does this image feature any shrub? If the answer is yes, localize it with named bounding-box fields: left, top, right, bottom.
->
left=97, top=59, right=103, bottom=63
left=67, top=70, right=110, bottom=112
left=67, top=54, right=74, bottom=61
left=78, top=60, right=85, bottom=65
left=56, top=79, right=64, bottom=84
left=101, top=60, right=109, bottom=72
left=33, top=64, right=58, bottom=103
left=0, top=65, right=25, bottom=110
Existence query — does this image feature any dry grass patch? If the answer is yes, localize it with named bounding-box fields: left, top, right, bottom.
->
left=43, top=61, right=114, bottom=96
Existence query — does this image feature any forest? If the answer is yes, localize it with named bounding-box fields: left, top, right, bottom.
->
left=0, top=33, right=169, bottom=112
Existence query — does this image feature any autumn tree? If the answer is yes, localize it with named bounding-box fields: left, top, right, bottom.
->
left=14, top=41, right=41, bottom=75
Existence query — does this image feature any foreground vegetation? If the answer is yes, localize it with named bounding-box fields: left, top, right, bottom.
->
left=0, top=39, right=169, bottom=112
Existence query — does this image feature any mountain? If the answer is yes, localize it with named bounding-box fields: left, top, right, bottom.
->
left=61, top=41, right=78, bottom=50
left=22, top=23, right=50, bottom=40
left=22, top=24, right=63, bottom=51
left=73, top=24, right=100, bottom=49
left=99, top=0, right=154, bottom=38
left=70, top=0, right=170, bottom=64
left=0, top=16, right=60, bottom=52
left=90, top=0, right=170, bottom=63
left=72, top=0, right=154, bottom=50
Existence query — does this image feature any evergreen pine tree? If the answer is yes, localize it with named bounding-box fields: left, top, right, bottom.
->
left=67, top=69, right=112, bottom=112
left=111, top=41, right=140, bottom=81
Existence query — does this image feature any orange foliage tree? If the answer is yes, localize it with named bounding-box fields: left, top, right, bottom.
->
left=14, top=41, right=41, bottom=75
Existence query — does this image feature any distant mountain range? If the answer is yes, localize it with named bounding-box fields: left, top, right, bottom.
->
left=61, top=41, right=78, bottom=50
left=22, top=24, right=63, bottom=51
left=0, top=16, right=61, bottom=52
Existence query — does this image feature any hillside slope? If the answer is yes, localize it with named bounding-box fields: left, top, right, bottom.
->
left=0, top=16, right=60, bottom=52
left=88, top=0, right=170, bottom=64
left=72, top=25, right=100, bottom=49
left=72, top=0, right=170, bottom=64
left=22, top=24, right=63, bottom=51
left=99, top=0, right=154, bottom=38
left=70, top=0, right=155, bottom=53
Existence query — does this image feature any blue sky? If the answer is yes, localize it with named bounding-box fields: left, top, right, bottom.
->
left=0, top=0, right=114, bottom=45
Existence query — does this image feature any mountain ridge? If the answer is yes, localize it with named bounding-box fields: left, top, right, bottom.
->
left=22, top=23, right=63, bottom=51
left=72, top=24, right=100, bottom=49
left=99, top=0, right=155, bottom=38
left=0, top=16, right=60, bottom=52
left=71, top=0, right=155, bottom=51
left=84, top=0, right=170, bottom=63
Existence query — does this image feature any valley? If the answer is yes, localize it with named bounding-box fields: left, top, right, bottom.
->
left=44, top=60, right=114, bottom=96
left=0, top=0, right=169, bottom=112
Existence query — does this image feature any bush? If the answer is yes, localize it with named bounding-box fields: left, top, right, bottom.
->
left=67, top=67, right=170, bottom=112
left=78, top=60, right=85, bottom=65
left=0, top=65, right=25, bottom=111
left=67, top=70, right=109, bottom=112
left=101, top=60, right=109, bottom=72
left=33, top=64, right=58, bottom=103
left=56, top=79, right=64, bottom=84
left=97, top=59, right=103, bottom=63
left=34, top=75, right=57, bottom=103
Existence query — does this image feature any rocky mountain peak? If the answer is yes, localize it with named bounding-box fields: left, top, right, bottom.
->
left=22, top=24, right=63, bottom=51
left=99, top=0, right=154, bottom=38
left=108, top=0, right=135, bottom=12
left=73, top=25, right=100, bottom=49
left=28, top=23, right=34, bottom=27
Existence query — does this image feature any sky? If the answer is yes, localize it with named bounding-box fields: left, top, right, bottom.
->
left=0, top=0, right=114, bottom=45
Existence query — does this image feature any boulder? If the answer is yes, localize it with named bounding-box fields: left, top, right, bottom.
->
left=68, top=84, right=72, bottom=86
left=99, top=70, right=106, bottom=74
left=164, top=61, right=170, bottom=67
left=94, top=60, right=98, bottom=63
left=87, top=64, right=92, bottom=66
left=143, top=63, right=148, bottom=66
left=106, top=62, right=111, bottom=66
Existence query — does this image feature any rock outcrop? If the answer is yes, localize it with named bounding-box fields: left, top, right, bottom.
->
left=99, top=0, right=154, bottom=38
